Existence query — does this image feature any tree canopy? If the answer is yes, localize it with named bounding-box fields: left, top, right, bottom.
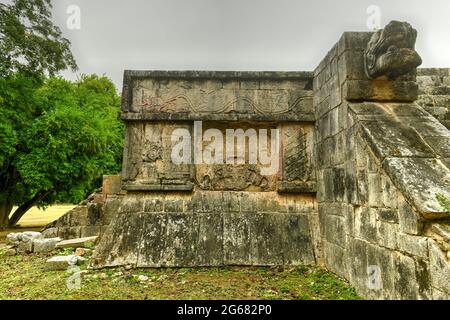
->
left=0, top=0, right=123, bottom=228
left=0, top=0, right=77, bottom=77
left=0, top=74, right=123, bottom=227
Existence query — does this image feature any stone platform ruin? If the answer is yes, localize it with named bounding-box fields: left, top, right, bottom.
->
left=49, top=21, right=450, bottom=299
left=92, top=70, right=319, bottom=267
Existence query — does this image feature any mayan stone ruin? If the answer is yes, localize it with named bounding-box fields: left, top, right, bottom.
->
left=48, top=21, right=450, bottom=299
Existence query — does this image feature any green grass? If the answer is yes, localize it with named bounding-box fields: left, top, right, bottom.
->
left=0, top=248, right=359, bottom=300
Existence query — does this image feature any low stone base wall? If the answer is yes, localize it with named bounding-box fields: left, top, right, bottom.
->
left=91, top=191, right=318, bottom=268
left=44, top=176, right=122, bottom=240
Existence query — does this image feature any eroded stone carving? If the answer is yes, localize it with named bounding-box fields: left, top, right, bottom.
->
left=283, top=127, right=312, bottom=182
left=142, top=142, right=162, bottom=162
left=198, top=165, right=271, bottom=191
left=131, top=79, right=311, bottom=116
left=365, top=21, right=422, bottom=80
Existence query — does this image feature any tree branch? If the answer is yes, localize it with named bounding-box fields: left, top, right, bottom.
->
left=8, top=190, right=51, bottom=227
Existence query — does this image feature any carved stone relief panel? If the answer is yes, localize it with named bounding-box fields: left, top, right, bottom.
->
left=279, top=123, right=316, bottom=192
left=122, top=122, right=193, bottom=190
left=195, top=122, right=279, bottom=192
left=129, top=78, right=313, bottom=120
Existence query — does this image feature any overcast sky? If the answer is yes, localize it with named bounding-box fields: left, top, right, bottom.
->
left=41, top=0, right=450, bottom=88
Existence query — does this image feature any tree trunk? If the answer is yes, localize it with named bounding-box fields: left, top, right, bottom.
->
left=8, top=191, right=50, bottom=227
left=0, top=200, right=13, bottom=230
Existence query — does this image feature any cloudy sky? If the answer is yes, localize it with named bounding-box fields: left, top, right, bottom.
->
left=42, top=0, right=450, bottom=88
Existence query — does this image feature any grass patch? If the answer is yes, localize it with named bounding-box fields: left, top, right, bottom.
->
left=0, top=249, right=360, bottom=300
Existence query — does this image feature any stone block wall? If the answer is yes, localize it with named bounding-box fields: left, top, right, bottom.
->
left=91, top=191, right=317, bottom=268
left=92, top=71, right=321, bottom=268
left=417, top=68, right=450, bottom=129
left=313, top=32, right=450, bottom=299
left=45, top=176, right=122, bottom=239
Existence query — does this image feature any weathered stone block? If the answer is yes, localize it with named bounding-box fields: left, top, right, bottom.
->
left=282, top=213, right=315, bottom=265
left=428, top=241, right=450, bottom=294
left=394, top=253, right=421, bottom=299
left=102, top=175, right=121, bottom=195
left=33, top=238, right=61, bottom=253
left=248, top=212, right=286, bottom=265
left=56, top=236, right=98, bottom=249
left=222, top=192, right=240, bottom=212
left=136, top=213, right=167, bottom=267
left=67, top=206, right=89, bottom=227
left=433, top=288, right=450, bottom=300
left=143, top=197, right=164, bottom=213
left=223, top=211, right=251, bottom=265
left=196, top=212, right=223, bottom=266
left=367, top=173, right=382, bottom=207
left=239, top=192, right=257, bottom=213
left=414, top=258, right=433, bottom=300
left=398, top=197, right=423, bottom=235
left=397, top=233, right=429, bottom=259
left=42, top=227, right=58, bottom=239
left=354, top=207, right=377, bottom=243
left=17, top=241, right=33, bottom=253
left=6, top=231, right=42, bottom=246
left=46, top=255, right=85, bottom=271
left=384, top=158, right=450, bottom=217
left=308, top=212, right=324, bottom=266
left=423, top=136, right=450, bottom=157
left=365, top=243, right=397, bottom=300
left=102, top=195, right=121, bottom=224
left=240, top=80, right=259, bottom=90
left=87, top=202, right=103, bottom=226
left=377, top=208, right=399, bottom=223
left=158, top=212, right=199, bottom=266
left=323, top=240, right=347, bottom=279
left=360, top=119, right=433, bottom=159
left=381, top=175, right=398, bottom=209
left=163, top=199, right=184, bottom=213
left=376, top=221, right=398, bottom=250
left=346, top=237, right=368, bottom=295
left=57, top=227, right=81, bottom=240
left=323, top=214, right=347, bottom=247
left=80, top=226, right=101, bottom=238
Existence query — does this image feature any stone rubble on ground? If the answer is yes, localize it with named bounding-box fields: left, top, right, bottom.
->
left=74, top=247, right=91, bottom=256
left=32, top=238, right=62, bottom=253
left=6, top=231, right=43, bottom=253
left=46, top=255, right=85, bottom=270
left=6, top=231, right=42, bottom=245
left=3, top=231, right=97, bottom=255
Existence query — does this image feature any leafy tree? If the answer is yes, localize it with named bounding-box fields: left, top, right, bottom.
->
left=0, top=0, right=123, bottom=228
left=0, top=75, right=123, bottom=228
left=0, top=0, right=77, bottom=77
